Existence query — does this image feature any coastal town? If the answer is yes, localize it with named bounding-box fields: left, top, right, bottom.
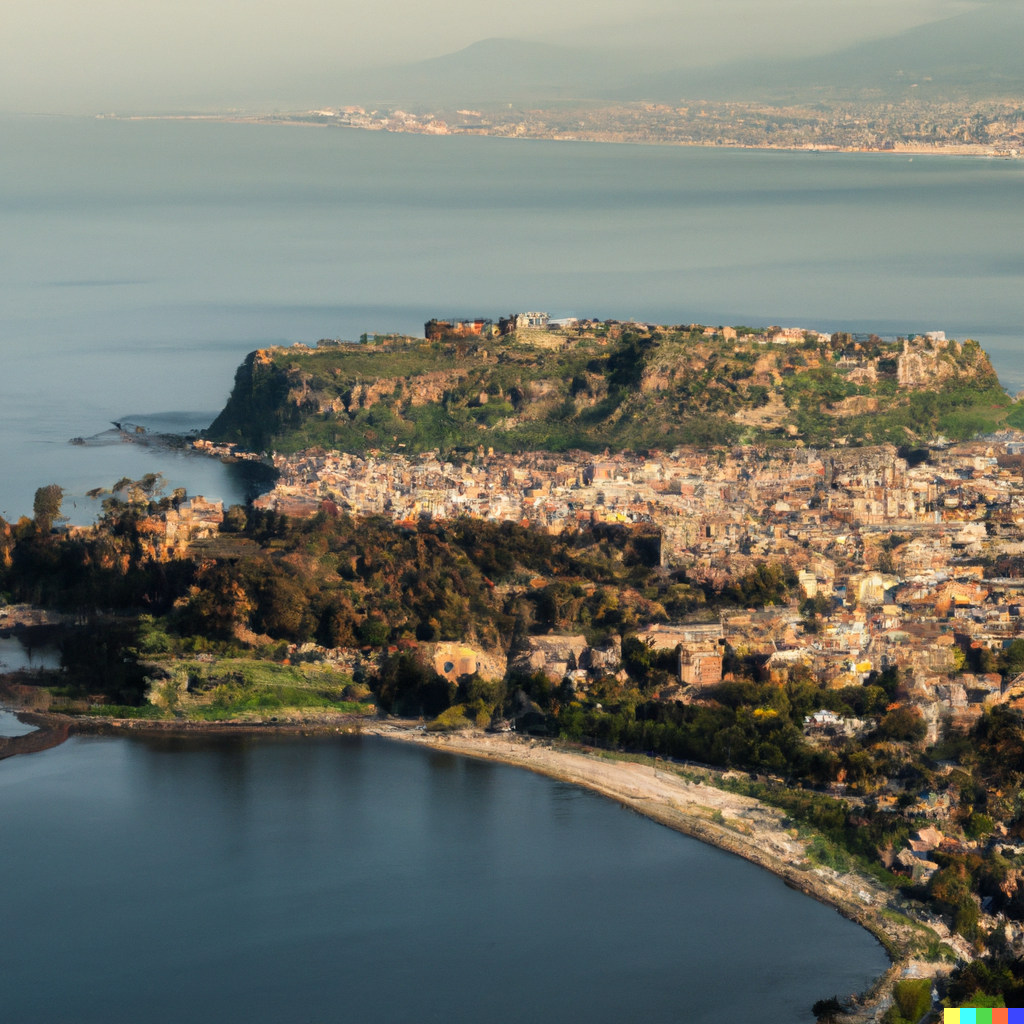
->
left=8, top=319, right=1024, bottom=1012
left=203, top=429, right=1024, bottom=737
left=324, top=100, right=1024, bottom=157
left=12, top=0, right=1024, bottom=1012
left=159, top=320, right=1023, bottom=748
left=136, top=98, right=1024, bottom=158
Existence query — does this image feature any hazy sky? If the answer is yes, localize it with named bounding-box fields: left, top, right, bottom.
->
left=0, top=0, right=980, bottom=113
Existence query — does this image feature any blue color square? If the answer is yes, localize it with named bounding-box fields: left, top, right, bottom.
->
left=1007, top=1010, right=1024, bottom=1023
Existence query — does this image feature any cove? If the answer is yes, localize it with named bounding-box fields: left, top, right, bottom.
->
left=0, top=734, right=887, bottom=1023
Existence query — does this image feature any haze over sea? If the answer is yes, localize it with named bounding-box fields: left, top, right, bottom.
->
left=1, top=114, right=1022, bottom=520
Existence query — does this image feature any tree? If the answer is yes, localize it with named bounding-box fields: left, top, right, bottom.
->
left=622, top=634, right=654, bottom=679
left=878, top=706, right=927, bottom=743
left=1000, top=639, right=1024, bottom=679
left=33, top=484, right=65, bottom=533
left=812, top=996, right=845, bottom=1022
left=375, top=652, right=455, bottom=717
left=222, top=505, right=248, bottom=533
left=253, top=572, right=310, bottom=640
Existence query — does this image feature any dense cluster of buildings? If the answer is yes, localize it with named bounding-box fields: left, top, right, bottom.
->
left=249, top=433, right=1024, bottom=735
left=279, top=101, right=1024, bottom=157
left=423, top=312, right=598, bottom=339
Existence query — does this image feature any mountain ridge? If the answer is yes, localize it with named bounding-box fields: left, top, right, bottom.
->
left=336, top=5, right=1024, bottom=106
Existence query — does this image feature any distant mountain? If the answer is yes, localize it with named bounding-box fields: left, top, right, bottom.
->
left=808, top=1, right=1024, bottom=96
left=341, top=38, right=643, bottom=106
left=341, top=5, right=1024, bottom=107
left=648, top=1, right=1024, bottom=102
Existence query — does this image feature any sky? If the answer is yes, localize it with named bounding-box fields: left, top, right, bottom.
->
left=0, top=0, right=984, bottom=113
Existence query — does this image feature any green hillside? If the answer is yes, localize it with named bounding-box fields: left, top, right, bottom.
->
left=206, top=324, right=1011, bottom=456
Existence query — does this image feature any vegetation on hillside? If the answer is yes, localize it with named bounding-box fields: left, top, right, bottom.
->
left=9, top=480, right=1024, bottom=962
left=206, top=327, right=1010, bottom=456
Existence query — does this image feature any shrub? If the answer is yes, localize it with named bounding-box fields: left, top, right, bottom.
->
left=965, top=812, right=994, bottom=839
left=878, top=706, right=927, bottom=743
left=427, top=704, right=473, bottom=732
left=892, top=978, right=932, bottom=1023
left=812, top=996, right=845, bottom=1022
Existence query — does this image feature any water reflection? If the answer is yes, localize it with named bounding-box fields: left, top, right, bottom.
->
left=0, top=709, right=38, bottom=738
left=0, top=733, right=888, bottom=1024
left=0, top=635, right=62, bottom=673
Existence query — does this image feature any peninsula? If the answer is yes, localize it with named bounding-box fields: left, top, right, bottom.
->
left=4, top=318, right=1024, bottom=1014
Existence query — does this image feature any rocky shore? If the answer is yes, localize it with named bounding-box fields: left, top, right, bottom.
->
left=0, top=712, right=68, bottom=761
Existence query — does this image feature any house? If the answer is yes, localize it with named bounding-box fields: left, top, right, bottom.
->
left=679, top=645, right=724, bottom=687
left=804, top=708, right=844, bottom=730
left=424, top=318, right=494, bottom=340
left=846, top=570, right=899, bottom=607
left=428, top=642, right=506, bottom=683
left=499, top=312, right=549, bottom=334
left=511, top=635, right=588, bottom=682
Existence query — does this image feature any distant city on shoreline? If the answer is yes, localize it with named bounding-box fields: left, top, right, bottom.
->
left=107, top=98, right=1024, bottom=158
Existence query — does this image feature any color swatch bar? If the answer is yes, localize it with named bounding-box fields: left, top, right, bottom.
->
left=944, top=1010, right=1024, bottom=1023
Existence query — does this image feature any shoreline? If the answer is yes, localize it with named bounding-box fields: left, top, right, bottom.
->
left=95, top=114, right=1022, bottom=159
left=365, top=723, right=964, bottom=1018
left=1, top=704, right=960, bottom=1015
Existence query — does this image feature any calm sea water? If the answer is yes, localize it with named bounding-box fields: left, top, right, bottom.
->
left=0, top=734, right=887, bottom=1024
left=0, top=116, right=1022, bottom=520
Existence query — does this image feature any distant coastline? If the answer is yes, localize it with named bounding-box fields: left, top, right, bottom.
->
left=100, top=109, right=1024, bottom=159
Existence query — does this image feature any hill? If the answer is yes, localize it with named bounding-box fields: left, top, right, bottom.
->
left=349, top=38, right=630, bottom=106
left=205, top=323, right=1012, bottom=457
left=681, top=2, right=1024, bottom=103
left=342, top=7, right=1024, bottom=108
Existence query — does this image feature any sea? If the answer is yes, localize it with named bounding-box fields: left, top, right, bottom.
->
left=0, top=733, right=889, bottom=1024
left=0, top=117, right=1019, bottom=1017
left=1, top=115, right=1023, bottom=521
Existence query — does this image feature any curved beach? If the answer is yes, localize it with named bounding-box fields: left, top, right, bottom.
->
left=366, top=723, right=968, bottom=1017
left=1, top=701, right=958, bottom=1015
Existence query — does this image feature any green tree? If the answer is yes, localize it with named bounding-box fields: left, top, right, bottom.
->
left=357, top=618, right=391, bottom=646
left=222, top=505, right=248, bottom=533
left=1000, top=639, right=1024, bottom=679
left=878, top=706, right=926, bottom=742
left=622, top=634, right=655, bottom=679
left=254, top=572, right=311, bottom=641
left=33, top=484, right=65, bottom=533
left=892, top=978, right=932, bottom=1023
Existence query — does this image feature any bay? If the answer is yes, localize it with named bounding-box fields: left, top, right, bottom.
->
left=0, top=734, right=887, bottom=1023
left=1, top=116, right=1023, bottom=520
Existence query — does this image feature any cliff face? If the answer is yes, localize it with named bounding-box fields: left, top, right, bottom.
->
left=207, top=349, right=297, bottom=451
left=897, top=337, right=1000, bottom=391
left=205, top=328, right=1010, bottom=456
